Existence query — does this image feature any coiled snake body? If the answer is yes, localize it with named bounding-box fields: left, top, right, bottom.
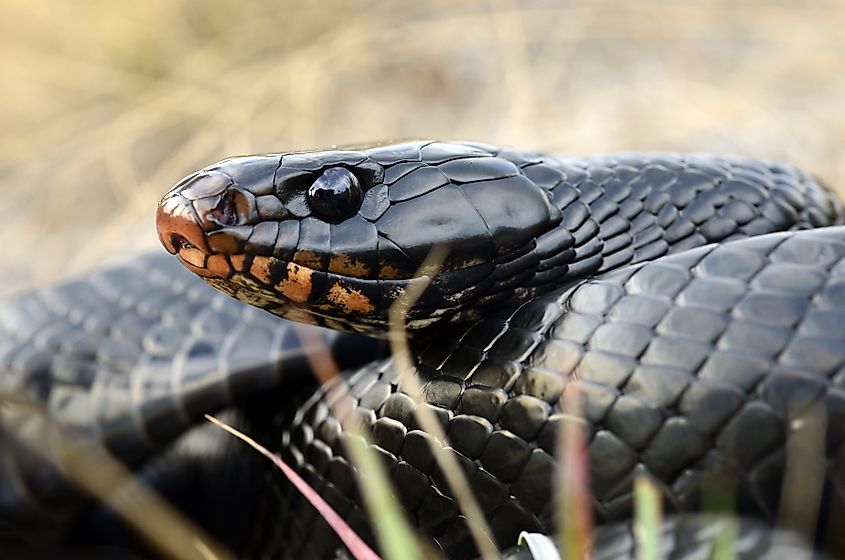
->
left=2, top=141, right=845, bottom=558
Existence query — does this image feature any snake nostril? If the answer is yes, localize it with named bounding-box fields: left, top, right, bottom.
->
left=171, top=234, right=195, bottom=252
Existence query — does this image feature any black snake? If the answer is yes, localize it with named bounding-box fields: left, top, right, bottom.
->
left=2, top=141, right=845, bottom=558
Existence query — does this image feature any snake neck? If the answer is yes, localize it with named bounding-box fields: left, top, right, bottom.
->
left=418, top=149, right=845, bottom=330
left=447, top=148, right=845, bottom=334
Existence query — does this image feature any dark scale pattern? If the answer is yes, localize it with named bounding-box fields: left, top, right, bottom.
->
left=0, top=252, right=383, bottom=537
left=521, top=151, right=844, bottom=276
left=260, top=227, right=845, bottom=558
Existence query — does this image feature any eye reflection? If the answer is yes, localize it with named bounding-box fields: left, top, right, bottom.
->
left=307, top=167, right=363, bottom=222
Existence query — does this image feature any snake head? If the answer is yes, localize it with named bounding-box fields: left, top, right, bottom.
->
left=156, top=141, right=565, bottom=335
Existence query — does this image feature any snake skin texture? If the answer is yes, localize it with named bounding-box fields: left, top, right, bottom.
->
left=0, top=253, right=383, bottom=538
left=240, top=227, right=845, bottom=558
left=2, top=145, right=845, bottom=558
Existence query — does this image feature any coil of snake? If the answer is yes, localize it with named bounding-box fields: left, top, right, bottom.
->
left=1, top=140, right=845, bottom=558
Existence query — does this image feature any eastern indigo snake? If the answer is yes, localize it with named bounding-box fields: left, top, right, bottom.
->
left=2, top=141, right=845, bottom=558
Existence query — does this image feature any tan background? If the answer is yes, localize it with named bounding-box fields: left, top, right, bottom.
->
left=2, top=0, right=844, bottom=298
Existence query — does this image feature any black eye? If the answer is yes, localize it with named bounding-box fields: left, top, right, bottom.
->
left=307, top=167, right=363, bottom=222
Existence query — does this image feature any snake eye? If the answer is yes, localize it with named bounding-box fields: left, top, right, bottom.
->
left=307, top=167, right=363, bottom=222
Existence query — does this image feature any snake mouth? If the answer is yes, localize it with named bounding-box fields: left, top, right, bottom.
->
left=167, top=233, right=211, bottom=275
left=220, top=253, right=418, bottom=317
left=193, top=251, right=431, bottom=334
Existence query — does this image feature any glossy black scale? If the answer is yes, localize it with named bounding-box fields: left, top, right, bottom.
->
left=243, top=150, right=845, bottom=556
left=328, top=216, right=379, bottom=276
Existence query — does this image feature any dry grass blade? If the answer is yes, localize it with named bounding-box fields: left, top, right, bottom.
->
left=292, top=326, right=424, bottom=560
left=0, top=392, right=233, bottom=560
left=778, top=399, right=826, bottom=558
left=554, top=382, right=593, bottom=559
left=5, top=1, right=845, bottom=298
left=386, top=245, right=500, bottom=560
left=204, top=414, right=381, bottom=560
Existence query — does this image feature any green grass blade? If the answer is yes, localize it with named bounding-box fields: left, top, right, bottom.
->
left=634, top=475, right=662, bottom=560
left=292, top=327, right=425, bottom=560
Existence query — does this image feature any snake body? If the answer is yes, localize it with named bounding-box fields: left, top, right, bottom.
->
left=2, top=142, right=845, bottom=558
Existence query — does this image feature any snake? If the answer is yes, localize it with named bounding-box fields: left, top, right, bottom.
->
left=2, top=140, right=845, bottom=558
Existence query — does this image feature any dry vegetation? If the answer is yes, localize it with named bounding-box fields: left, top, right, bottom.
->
left=1, top=1, right=845, bottom=296
left=2, top=2, right=844, bottom=557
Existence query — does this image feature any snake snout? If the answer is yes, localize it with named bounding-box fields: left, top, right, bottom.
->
left=157, top=169, right=262, bottom=265
left=156, top=185, right=218, bottom=275
left=157, top=195, right=205, bottom=252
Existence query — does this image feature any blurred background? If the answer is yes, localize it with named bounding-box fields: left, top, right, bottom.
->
left=2, top=0, right=844, bottom=297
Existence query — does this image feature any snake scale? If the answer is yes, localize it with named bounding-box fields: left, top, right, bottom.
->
left=2, top=141, right=845, bottom=558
